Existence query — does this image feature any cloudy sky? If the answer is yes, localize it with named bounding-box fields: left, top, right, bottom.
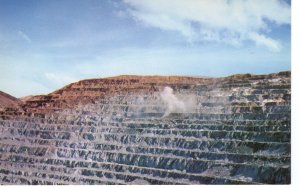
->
left=0, top=0, right=291, bottom=97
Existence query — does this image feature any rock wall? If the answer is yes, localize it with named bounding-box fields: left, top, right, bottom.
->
left=0, top=91, right=22, bottom=112
left=0, top=72, right=291, bottom=184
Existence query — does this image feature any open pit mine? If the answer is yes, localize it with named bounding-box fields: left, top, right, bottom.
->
left=0, top=71, right=291, bottom=185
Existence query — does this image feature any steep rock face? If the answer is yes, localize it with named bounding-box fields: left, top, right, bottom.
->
left=0, top=72, right=291, bottom=185
left=0, top=91, right=22, bottom=112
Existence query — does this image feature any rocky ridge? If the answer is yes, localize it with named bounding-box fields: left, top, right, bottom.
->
left=0, top=71, right=291, bottom=184
left=0, top=91, right=22, bottom=112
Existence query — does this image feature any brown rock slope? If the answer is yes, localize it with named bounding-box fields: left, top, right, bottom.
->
left=0, top=91, right=22, bottom=111
left=0, top=71, right=291, bottom=185
left=21, top=75, right=212, bottom=113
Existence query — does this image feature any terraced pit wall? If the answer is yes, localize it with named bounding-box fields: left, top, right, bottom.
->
left=0, top=72, right=291, bottom=184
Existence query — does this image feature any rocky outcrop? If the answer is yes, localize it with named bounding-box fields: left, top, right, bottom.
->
left=0, top=91, right=23, bottom=112
left=0, top=71, right=291, bottom=184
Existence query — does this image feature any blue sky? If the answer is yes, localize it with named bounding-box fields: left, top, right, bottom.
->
left=0, top=0, right=291, bottom=97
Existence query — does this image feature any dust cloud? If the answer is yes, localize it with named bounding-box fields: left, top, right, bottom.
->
left=160, top=86, right=196, bottom=117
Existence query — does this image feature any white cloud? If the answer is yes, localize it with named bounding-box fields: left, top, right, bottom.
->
left=45, top=73, right=77, bottom=86
left=249, top=32, right=282, bottom=52
left=123, top=0, right=290, bottom=51
left=17, top=30, right=32, bottom=43
left=0, top=78, right=50, bottom=98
